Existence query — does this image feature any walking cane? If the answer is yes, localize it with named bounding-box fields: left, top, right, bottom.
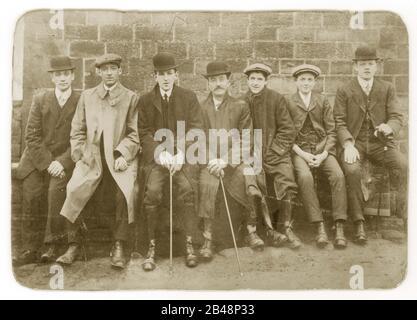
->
left=219, top=174, right=244, bottom=277
left=169, top=171, right=174, bottom=275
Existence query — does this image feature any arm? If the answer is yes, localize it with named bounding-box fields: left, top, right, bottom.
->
left=385, top=83, right=403, bottom=137
left=25, top=91, right=53, bottom=171
left=269, top=95, right=296, bottom=158
left=333, top=87, right=354, bottom=148
left=137, top=95, right=161, bottom=163
left=70, top=92, right=87, bottom=162
left=322, top=96, right=337, bottom=153
left=114, top=93, right=140, bottom=162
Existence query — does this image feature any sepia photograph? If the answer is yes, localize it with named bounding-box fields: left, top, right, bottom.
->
left=10, top=9, right=408, bottom=291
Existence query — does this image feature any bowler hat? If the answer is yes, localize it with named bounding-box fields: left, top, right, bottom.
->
left=203, top=61, right=231, bottom=78
left=95, top=53, right=122, bottom=68
left=243, top=63, right=272, bottom=77
left=48, top=56, right=75, bottom=72
left=153, top=52, right=178, bottom=72
left=353, top=45, right=380, bottom=61
left=292, top=64, right=321, bottom=78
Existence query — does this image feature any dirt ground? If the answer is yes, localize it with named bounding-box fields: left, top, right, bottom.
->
left=13, top=237, right=406, bottom=291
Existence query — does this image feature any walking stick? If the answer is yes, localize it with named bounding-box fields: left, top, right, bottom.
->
left=169, top=172, right=173, bottom=275
left=219, top=175, right=244, bottom=277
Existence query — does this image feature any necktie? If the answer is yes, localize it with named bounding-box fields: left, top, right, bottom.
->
left=364, top=81, right=371, bottom=96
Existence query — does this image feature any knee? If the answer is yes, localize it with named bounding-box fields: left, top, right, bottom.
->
left=329, top=170, right=346, bottom=184
left=343, top=163, right=361, bottom=179
left=144, top=182, right=164, bottom=206
left=296, top=171, right=314, bottom=185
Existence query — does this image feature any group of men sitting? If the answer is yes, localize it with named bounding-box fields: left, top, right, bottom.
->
left=13, top=44, right=407, bottom=271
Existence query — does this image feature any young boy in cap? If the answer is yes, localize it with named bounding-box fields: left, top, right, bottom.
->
left=334, top=45, right=407, bottom=244
left=288, top=64, right=347, bottom=249
left=137, top=52, right=204, bottom=271
left=198, top=61, right=265, bottom=261
left=243, top=63, right=301, bottom=249
left=57, top=53, right=140, bottom=269
left=14, top=56, right=80, bottom=266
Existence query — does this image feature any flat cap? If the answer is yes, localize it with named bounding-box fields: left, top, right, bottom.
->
left=292, top=64, right=321, bottom=78
left=243, top=63, right=272, bottom=77
left=95, top=53, right=122, bottom=68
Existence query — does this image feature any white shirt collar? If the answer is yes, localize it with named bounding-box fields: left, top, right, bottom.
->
left=357, top=76, right=374, bottom=92
left=160, top=87, right=173, bottom=101
left=55, top=87, right=72, bottom=107
left=212, top=96, right=223, bottom=111
left=104, top=82, right=118, bottom=92
left=298, top=91, right=312, bottom=109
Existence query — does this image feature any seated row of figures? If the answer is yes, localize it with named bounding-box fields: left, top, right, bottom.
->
left=13, top=45, right=407, bottom=271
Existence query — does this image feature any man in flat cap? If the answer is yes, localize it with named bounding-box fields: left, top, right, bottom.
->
left=137, top=52, right=204, bottom=271
left=57, top=53, right=140, bottom=269
left=198, top=61, right=265, bottom=261
left=243, top=63, right=301, bottom=249
left=334, top=45, right=407, bottom=243
left=14, top=56, right=80, bottom=266
left=288, top=64, right=347, bottom=249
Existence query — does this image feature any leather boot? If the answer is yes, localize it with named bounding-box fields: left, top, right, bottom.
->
left=281, top=199, right=302, bottom=249
left=354, top=220, right=367, bottom=245
left=56, top=243, right=80, bottom=265
left=199, top=238, right=213, bottom=261
left=266, top=229, right=288, bottom=247
left=110, top=240, right=126, bottom=269
left=185, top=237, right=198, bottom=268
left=142, top=239, right=156, bottom=271
left=315, top=222, right=329, bottom=248
left=245, top=230, right=265, bottom=251
left=40, top=244, right=57, bottom=263
left=334, top=221, right=347, bottom=249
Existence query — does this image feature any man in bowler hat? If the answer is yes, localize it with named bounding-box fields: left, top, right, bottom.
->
left=137, top=52, right=204, bottom=271
left=333, top=45, right=407, bottom=243
left=57, top=53, right=140, bottom=269
left=14, top=56, right=80, bottom=266
left=198, top=61, right=265, bottom=261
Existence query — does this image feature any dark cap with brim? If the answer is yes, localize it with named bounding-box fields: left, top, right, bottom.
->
left=48, top=56, right=75, bottom=72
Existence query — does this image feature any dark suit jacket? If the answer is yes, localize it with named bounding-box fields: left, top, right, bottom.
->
left=333, top=77, right=403, bottom=147
left=17, top=89, right=81, bottom=179
left=287, top=92, right=337, bottom=156
left=244, top=88, right=296, bottom=175
left=137, top=84, right=204, bottom=164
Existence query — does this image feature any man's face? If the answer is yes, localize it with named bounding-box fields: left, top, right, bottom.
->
left=97, top=63, right=122, bottom=87
left=50, top=70, right=74, bottom=91
left=354, top=60, right=378, bottom=80
left=154, top=69, right=178, bottom=92
left=208, top=74, right=230, bottom=97
left=295, top=72, right=316, bottom=95
left=247, top=72, right=267, bottom=94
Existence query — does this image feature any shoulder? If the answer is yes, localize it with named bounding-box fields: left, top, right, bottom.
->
left=33, top=88, right=51, bottom=102
left=174, top=86, right=198, bottom=100
left=81, top=86, right=98, bottom=97
left=374, top=77, right=394, bottom=91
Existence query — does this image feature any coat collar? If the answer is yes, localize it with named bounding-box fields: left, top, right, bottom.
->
left=352, top=77, right=381, bottom=112
left=97, top=81, right=124, bottom=101
left=291, top=91, right=318, bottom=112
left=203, top=93, right=231, bottom=126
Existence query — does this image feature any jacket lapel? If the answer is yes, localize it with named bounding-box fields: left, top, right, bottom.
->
left=352, top=79, right=367, bottom=114
left=45, top=90, right=60, bottom=122
left=367, top=78, right=380, bottom=111
left=151, top=85, right=162, bottom=114
left=292, top=92, right=308, bottom=112
left=203, top=94, right=216, bottom=128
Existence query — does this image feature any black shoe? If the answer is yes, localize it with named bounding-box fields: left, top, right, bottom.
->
left=185, top=239, right=198, bottom=268
left=246, top=232, right=265, bottom=251
left=354, top=221, right=367, bottom=245
left=13, top=250, right=38, bottom=267
left=110, top=241, right=126, bottom=269
left=334, top=221, right=347, bottom=249
left=266, top=229, right=288, bottom=247
left=199, top=239, right=213, bottom=261
left=315, top=222, right=329, bottom=249
left=56, top=244, right=80, bottom=265
left=40, top=245, right=57, bottom=263
left=142, top=240, right=156, bottom=272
